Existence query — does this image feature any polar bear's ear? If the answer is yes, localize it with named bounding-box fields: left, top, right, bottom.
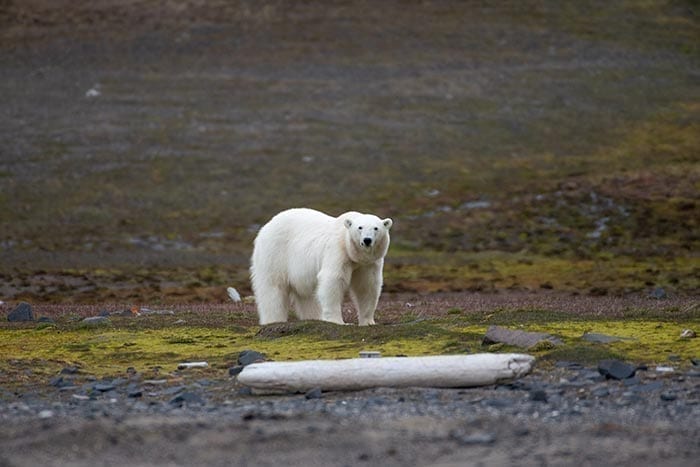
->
left=344, top=218, right=353, bottom=229
left=383, top=218, right=393, bottom=230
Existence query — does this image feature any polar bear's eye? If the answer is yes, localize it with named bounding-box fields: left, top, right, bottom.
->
left=358, top=226, right=363, bottom=230
left=374, top=227, right=378, bottom=231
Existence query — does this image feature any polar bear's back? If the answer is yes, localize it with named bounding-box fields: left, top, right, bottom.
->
left=251, top=208, right=339, bottom=289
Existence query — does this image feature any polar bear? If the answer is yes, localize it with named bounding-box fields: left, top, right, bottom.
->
left=250, top=208, right=392, bottom=326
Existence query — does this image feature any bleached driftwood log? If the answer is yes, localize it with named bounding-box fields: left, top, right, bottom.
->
left=237, top=353, right=535, bottom=392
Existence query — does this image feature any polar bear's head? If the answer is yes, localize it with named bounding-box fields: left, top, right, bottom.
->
left=343, top=213, right=392, bottom=263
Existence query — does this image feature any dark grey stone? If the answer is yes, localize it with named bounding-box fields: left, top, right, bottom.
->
left=60, top=366, right=80, bottom=375
left=169, top=392, right=204, bottom=406
left=50, top=376, right=69, bottom=388
left=623, top=377, right=641, bottom=387
left=580, top=369, right=606, bottom=382
left=482, top=325, right=562, bottom=349
left=98, top=309, right=111, bottom=317
left=37, top=316, right=55, bottom=324
left=305, top=387, right=323, bottom=399
left=591, top=387, right=610, bottom=397
left=649, top=287, right=667, bottom=299
left=631, top=381, right=664, bottom=393
left=8, top=302, right=34, bottom=322
left=598, top=359, right=636, bottom=380
left=162, top=385, right=186, bottom=396
left=484, top=398, right=514, bottom=409
left=94, top=382, right=116, bottom=392
left=660, top=392, right=677, bottom=402
left=229, top=366, right=244, bottom=376
left=530, top=389, right=548, bottom=403
left=238, top=350, right=267, bottom=366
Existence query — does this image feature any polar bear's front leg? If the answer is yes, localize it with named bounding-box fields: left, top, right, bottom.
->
left=350, top=264, right=382, bottom=326
left=316, top=266, right=351, bottom=325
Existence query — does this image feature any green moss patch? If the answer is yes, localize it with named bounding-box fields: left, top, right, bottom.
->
left=1, top=306, right=697, bottom=391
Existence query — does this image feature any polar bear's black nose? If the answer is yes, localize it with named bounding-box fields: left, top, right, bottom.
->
left=363, top=237, right=372, bottom=247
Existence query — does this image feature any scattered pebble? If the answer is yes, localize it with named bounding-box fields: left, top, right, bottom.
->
left=37, top=410, right=54, bottom=419
left=483, top=325, right=562, bottom=349
left=169, top=392, right=205, bottom=407
left=680, top=329, right=696, bottom=339
left=648, top=287, right=667, bottom=299
left=238, top=350, right=267, bottom=366
left=229, top=366, right=244, bottom=376
left=598, top=359, right=636, bottom=380
left=660, top=392, right=677, bottom=402
left=305, top=387, right=323, bottom=399
left=7, top=302, right=34, bottom=322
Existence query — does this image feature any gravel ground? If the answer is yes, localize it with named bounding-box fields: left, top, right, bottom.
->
left=1, top=356, right=698, bottom=466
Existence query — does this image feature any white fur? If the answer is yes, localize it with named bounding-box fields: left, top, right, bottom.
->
left=250, top=208, right=392, bottom=326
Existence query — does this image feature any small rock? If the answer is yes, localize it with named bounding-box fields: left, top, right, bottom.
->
left=169, top=392, right=204, bottom=407
left=49, top=376, right=69, bottom=388
left=482, top=325, right=562, bottom=349
left=61, top=366, right=80, bottom=375
left=238, top=350, right=267, bottom=366
left=691, top=358, right=700, bottom=367
left=668, top=355, right=681, bottom=362
left=127, top=385, right=143, bottom=398
left=37, top=316, right=55, bottom=324
left=173, top=319, right=186, bottom=325
left=623, top=377, right=641, bottom=387
left=305, top=387, right=323, bottom=399
left=162, top=385, right=186, bottom=396
left=591, top=387, right=609, bottom=397
left=8, top=302, right=34, bottom=322
left=81, top=316, right=110, bottom=326
left=655, top=366, right=675, bottom=373
left=649, top=287, right=667, bottom=299
left=38, top=410, right=54, bottom=419
left=359, top=351, right=381, bottom=358
left=660, top=392, right=677, bottom=402
left=598, top=359, right=636, bottom=380
left=680, top=329, right=696, bottom=339
left=580, top=369, right=606, bottom=382
left=93, top=382, right=116, bottom=392
left=229, top=366, right=244, bottom=376
left=631, top=381, right=664, bottom=393
left=530, top=389, right=548, bottom=403
left=98, top=309, right=111, bottom=317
